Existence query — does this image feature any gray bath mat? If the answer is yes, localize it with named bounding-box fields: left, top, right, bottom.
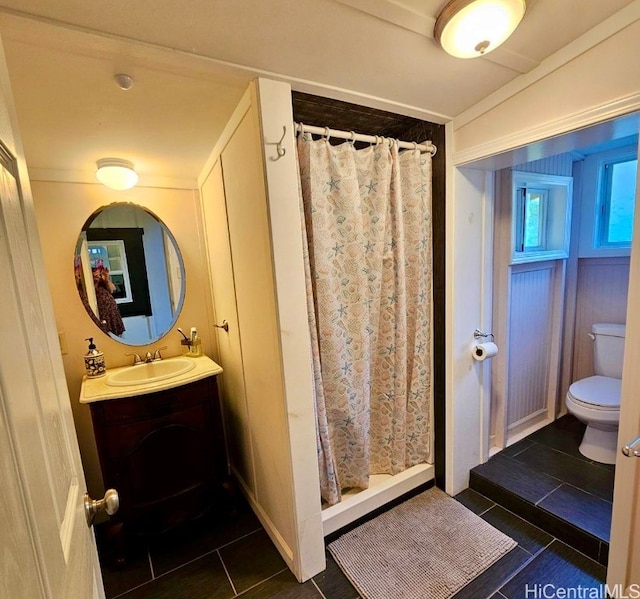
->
left=328, top=487, right=516, bottom=599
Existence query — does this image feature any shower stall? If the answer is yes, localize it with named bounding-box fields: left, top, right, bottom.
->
left=294, top=121, right=438, bottom=533
left=200, top=79, right=445, bottom=580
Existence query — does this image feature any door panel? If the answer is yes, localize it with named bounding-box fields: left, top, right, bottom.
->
left=0, top=43, right=102, bottom=598
left=200, top=159, right=255, bottom=492
left=0, top=385, right=43, bottom=598
left=221, top=101, right=296, bottom=548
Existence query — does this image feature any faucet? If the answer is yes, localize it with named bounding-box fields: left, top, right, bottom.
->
left=125, top=352, right=143, bottom=365
left=125, top=346, right=166, bottom=365
left=152, top=346, right=167, bottom=361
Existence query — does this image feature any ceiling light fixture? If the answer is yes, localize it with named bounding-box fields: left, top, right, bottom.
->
left=95, top=158, right=138, bottom=191
left=434, top=0, right=526, bottom=59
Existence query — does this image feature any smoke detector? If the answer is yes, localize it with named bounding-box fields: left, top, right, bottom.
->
left=114, top=73, right=135, bottom=91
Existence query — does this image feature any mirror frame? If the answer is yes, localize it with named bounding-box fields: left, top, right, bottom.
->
left=74, top=202, right=186, bottom=346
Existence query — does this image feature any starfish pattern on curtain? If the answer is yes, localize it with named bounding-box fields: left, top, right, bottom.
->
left=297, top=135, right=433, bottom=506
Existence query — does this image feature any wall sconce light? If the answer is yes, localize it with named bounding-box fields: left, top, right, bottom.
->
left=434, top=0, right=526, bottom=59
left=95, top=158, right=139, bottom=191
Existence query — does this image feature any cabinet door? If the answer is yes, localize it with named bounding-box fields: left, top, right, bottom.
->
left=93, top=378, right=225, bottom=534
left=200, top=78, right=324, bottom=581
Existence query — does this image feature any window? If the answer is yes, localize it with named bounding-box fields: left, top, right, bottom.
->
left=597, top=158, right=637, bottom=248
left=511, top=172, right=572, bottom=264
left=516, top=188, right=548, bottom=252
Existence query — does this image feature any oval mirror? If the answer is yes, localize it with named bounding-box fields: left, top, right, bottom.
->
left=74, top=203, right=185, bottom=346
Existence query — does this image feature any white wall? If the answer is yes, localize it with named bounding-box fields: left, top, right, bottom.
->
left=454, top=19, right=640, bottom=162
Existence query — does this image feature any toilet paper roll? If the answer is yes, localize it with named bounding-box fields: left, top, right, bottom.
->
left=473, top=342, right=499, bottom=362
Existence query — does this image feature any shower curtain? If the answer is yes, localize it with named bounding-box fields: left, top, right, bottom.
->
left=297, top=134, right=433, bottom=506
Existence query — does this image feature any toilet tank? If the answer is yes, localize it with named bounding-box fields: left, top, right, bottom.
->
left=592, top=323, right=626, bottom=379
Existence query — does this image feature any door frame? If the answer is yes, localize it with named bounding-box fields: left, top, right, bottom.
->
left=446, top=107, right=640, bottom=585
left=607, top=134, right=640, bottom=587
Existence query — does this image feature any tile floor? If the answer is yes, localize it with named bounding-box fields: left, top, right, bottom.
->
left=470, top=415, right=614, bottom=565
left=452, top=489, right=605, bottom=598
left=97, top=416, right=610, bottom=598
left=97, top=498, right=358, bottom=599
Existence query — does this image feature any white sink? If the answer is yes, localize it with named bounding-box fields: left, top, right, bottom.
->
left=105, top=357, right=196, bottom=387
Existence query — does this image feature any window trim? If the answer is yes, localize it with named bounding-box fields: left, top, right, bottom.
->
left=511, top=171, right=572, bottom=265
left=596, top=156, right=637, bottom=249
left=577, top=142, right=637, bottom=259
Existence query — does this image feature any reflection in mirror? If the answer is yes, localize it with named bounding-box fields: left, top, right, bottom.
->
left=75, top=203, right=185, bottom=346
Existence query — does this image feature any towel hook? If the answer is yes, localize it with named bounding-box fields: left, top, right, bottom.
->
left=267, top=125, right=287, bottom=161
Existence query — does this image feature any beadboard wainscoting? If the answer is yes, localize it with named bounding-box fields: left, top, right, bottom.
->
left=572, top=257, right=630, bottom=383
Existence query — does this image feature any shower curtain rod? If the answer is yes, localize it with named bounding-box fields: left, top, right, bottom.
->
left=294, top=122, right=437, bottom=156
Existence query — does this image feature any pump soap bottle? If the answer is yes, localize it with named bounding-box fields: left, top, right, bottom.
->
left=84, top=337, right=106, bottom=378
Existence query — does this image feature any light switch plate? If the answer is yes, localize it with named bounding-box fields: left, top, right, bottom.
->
left=58, top=331, right=68, bottom=355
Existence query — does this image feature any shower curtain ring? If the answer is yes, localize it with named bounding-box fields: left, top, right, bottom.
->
left=413, top=142, right=418, bottom=152
left=324, top=127, right=331, bottom=142
left=349, top=131, right=356, bottom=145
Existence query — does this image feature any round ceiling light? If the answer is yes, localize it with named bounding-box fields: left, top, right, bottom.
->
left=95, top=158, right=139, bottom=191
left=434, top=0, right=526, bottom=59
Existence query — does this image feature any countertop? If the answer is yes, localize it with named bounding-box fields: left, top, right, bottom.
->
left=79, top=354, right=223, bottom=403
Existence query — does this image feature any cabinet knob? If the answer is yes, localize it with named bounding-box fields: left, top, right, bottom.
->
left=84, top=488, right=119, bottom=527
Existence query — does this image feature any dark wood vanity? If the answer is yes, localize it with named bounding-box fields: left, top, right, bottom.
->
left=89, top=375, right=227, bottom=539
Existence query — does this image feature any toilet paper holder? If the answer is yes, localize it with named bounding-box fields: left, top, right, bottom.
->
left=474, top=329, right=494, bottom=341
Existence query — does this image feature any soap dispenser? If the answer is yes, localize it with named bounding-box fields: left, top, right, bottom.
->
left=84, top=337, right=106, bottom=378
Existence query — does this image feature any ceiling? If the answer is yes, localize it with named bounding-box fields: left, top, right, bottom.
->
left=0, top=0, right=637, bottom=186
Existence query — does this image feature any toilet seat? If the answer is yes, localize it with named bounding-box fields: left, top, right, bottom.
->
left=567, top=375, right=621, bottom=410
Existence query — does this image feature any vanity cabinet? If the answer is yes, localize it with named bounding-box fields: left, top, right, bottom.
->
left=90, top=375, right=226, bottom=536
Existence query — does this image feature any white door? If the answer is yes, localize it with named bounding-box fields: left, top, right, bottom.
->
left=199, top=79, right=324, bottom=581
left=607, top=136, right=640, bottom=588
left=200, top=158, right=255, bottom=490
left=0, top=44, right=104, bottom=598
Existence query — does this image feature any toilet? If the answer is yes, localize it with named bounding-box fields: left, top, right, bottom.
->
left=565, top=323, right=625, bottom=465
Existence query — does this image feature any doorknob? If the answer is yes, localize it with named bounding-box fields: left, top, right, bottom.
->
left=84, top=488, right=119, bottom=527
left=622, top=436, right=640, bottom=457
left=214, top=320, right=229, bottom=332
